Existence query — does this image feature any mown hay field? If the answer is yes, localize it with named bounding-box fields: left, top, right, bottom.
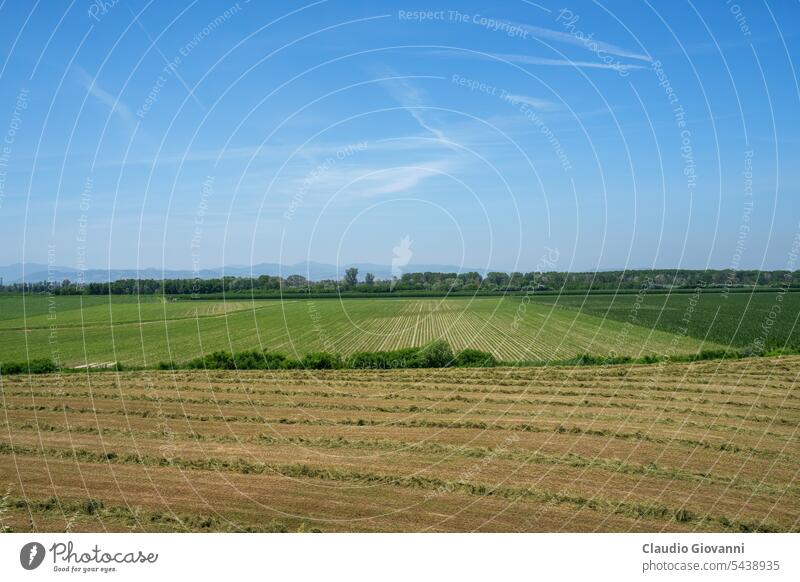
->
left=0, top=356, right=797, bottom=532
left=0, top=295, right=728, bottom=367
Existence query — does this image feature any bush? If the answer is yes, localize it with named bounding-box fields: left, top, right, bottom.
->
left=695, top=349, right=732, bottom=361
left=28, top=359, right=59, bottom=373
left=0, top=359, right=58, bottom=375
left=454, top=349, right=497, bottom=367
left=738, top=345, right=763, bottom=358
left=184, top=350, right=303, bottom=370
left=413, top=340, right=454, bottom=368
left=604, top=355, right=633, bottom=365
left=0, top=362, right=24, bottom=375
left=348, top=351, right=390, bottom=369
left=181, top=343, right=453, bottom=371
left=348, top=347, right=422, bottom=369
left=300, top=352, right=343, bottom=369
left=260, top=352, right=293, bottom=369
left=282, top=357, right=302, bottom=370
left=232, top=350, right=268, bottom=369
left=565, top=353, right=604, bottom=366
left=187, top=351, right=235, bottom=370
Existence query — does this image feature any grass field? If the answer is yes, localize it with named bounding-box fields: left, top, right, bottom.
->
left=2, top=292, right=784, bottom=367
left=537, top=289, right=800, bottom=351
left=0, top=356, right=797, bottom=532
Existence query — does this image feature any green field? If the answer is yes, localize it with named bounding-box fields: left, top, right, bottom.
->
left=537, top=289, right=800, bottom=350
left=4, top=291, right=792, bottom=367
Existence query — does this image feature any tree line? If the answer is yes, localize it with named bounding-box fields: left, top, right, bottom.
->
left=1, top=268, right=798, bottom=296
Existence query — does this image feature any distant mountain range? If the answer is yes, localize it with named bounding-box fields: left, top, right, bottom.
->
left=0, top=262, right=489, bottom=284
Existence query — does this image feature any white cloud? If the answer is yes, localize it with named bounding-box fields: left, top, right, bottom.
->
left=497, top=52, right=645, bottom=72
left=75, top=66, right=136, bottom=129
left=501, top=94, right=562, bottom=111
left=358, top=162, right=452, bottom=196
left=517, top=23, right=651, bottom=62
left=430, top=49, right=645, bottom=73
left=289, top=159, right=454, bottom=200
left=374, top=71, right=453, bottom=144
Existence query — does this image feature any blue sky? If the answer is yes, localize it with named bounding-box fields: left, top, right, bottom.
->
left=0, top=0, right=798, bottom=274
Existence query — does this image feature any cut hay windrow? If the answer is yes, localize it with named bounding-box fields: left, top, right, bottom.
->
left=4, top=388, right=796, bottom=430
left=4, top=420, right=795, bottom=498
left=1, top=401, right=794, bottom=457
left=1, top=441, right=793, bottom=533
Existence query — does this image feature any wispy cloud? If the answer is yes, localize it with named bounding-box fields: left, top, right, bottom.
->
left=501, top=94, right=562, bottom=111
left=429, top=49, right=645, bottom=73
left=75, top=66, right=136, bottom=129
left=286, top=159, right=454, bottom=200
left=374, top=71, right=453, bottom=144
left=356, top=162, right=452, bottom=196
left=518, top=23, right=651, bottom=62
left=496, top=52, right=646, bottom=72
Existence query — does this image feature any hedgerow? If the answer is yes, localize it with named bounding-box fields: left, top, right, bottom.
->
left=0, top=358, right=59, bottom=375
left=180, top=341, right=465, bottom=371
left=2, top=342, right=797, bottom=375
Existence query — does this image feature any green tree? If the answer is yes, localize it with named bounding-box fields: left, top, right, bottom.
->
left=364, top=272, right=375, bottom=285
left=344, top=267, right=358, bottom=286
left=285, top=274, right=307, bottom=288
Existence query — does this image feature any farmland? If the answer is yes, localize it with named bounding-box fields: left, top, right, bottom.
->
left=1, top=290, right=797, bottom=533
left=2, top=291, right=785, bottom=367
left=0, top=356, right=797, bottom=532
left=537, top=289, right=800, bottom=351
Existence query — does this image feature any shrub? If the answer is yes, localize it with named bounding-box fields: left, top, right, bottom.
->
left=413, top=340, right=454, bottom=368
left=28, top=359, right=59, bottom=373
left=386, top=347, right=425, bottom=368
left=282, top=357, right=302, bottom=370
left=186, top=351, right=235, bottom=370
left=348, top=347, right=422, bottom=369
left=184, top=350, right=303, bottom=370
left=348, top=351, right=390, bottom=369
left=300, top=352, right=343, bottom=370
left=738, top=345, right=763, bottom=358
left=565, top=353, right=604, bottom=366
left=454, top=348, right=497, bottom=367
left=0, top=362, right=24, bottom=375
left=0, top=359, right=58, bottom=375
left=260, top=352, right=293, bottom=370
left=233, top=350, right=268, bottom=369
